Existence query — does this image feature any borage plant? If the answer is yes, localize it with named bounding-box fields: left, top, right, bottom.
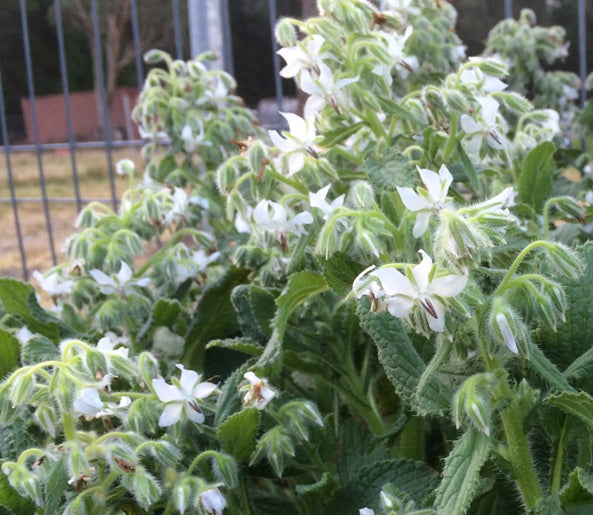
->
left=2, top=1, right=593, bottom=514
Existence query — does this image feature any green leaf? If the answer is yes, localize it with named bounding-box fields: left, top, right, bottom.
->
left=44, top=457, right=68, bottom=514
left=319, top=252, right=364, bottom=298
left=183, top=267, right=249, bottom=370
left=0, top=473, right=34, bottom=514
left=528, top=342, right=574, bottom=392
left=454, top=141, right=481, bottom=194
left=319, top=122, right=365, bottom=147
left=434, top=428, right=491, bottom=515
left=0, top=279, right=74, bottom=341
left=356, top=299, right=450, bottom=415
left=547, top=391, right=593, bottom=429
left=21, top=335, right=60, bottom=366
left=380, top=97, right=427, bottom=126
left=231, top=285, right=275, bottom=343
left=217, top=407, right=260, bottom=461
left=362, top=147, right=416, bottom=191
left=560, top=467, right=593, bottom=506
left=206, top=337, right=263, bottom=357
left=538, top=243, right=593, bottom=389
left=0, top=330, right=19, bottom=379
left=564, top=346, right=593, bottom=381
left=214, top=362, right=253, bottom=427
left=518, top=141, right=555, bottom=212
left=327, top=459, right=438, bottom=512
left=256, top=272, right=328, bottom=370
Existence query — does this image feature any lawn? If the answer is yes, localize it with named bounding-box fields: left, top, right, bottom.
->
left=0, top=147, right=138, bottom=279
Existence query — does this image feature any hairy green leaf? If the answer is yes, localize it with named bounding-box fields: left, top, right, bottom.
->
left=357, top=299, right=450, bottom=415
left=0, top=330, right=19, bottom=379
left=518, top=141, right=555, bottom=212
left=231, top=285, right=275, bottom=343
left=256, top=272, right=328, bottom=370
left=0, top=279, right=74, bottom=341
left=560, top=467, right=593, bottom=507
left=44, top=457, right=68, bottom=514
left=547, top=391, right=593, bottom=429
left=206, top=337, right=263, bottom=356
left=528, top=342, right=574, bottom=392
left=319, top=252, right=364, bottom=298
left=434, top=428, right=491, bottom=515
left=183, top=267, right=249, bottom=370
left=217, top=407, right=260, bottom=462
left=0, top=473, right=34, bottom=514
left=362, top=147, right=416, bottom=191
left=319, top=121, right=365, bottom=148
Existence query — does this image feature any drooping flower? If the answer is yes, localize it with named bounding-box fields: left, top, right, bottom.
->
left=89, top=262, right=150, bottom=297
left=253, top=200, right=313, bottom=238
left=397, top=165, right=453, bottom=238
left=174, top=249, right=221, bottom=284
left=181, top=121, right=206, bottom=153
left=460, top=96, right=507, bottom=154
left=309, top=184, right=345, bottom=221
left=33, top=270, right=74, bottom=296
left=495, top=313, right=519, bottom=354
left=300, top=62, right=358, bottom=117
left=277, top=34, right=332, bottom=78
left=73, top=387, right=104, bottom=418
left=372, top=27, right=417, bottom=85
left=241, top=372, right=276, bottom=410
left=269, top=112, right=319, bottom=176
left=199, top=487, right=227, bottom=515
left=152, top=365, right=218, bottom=427
left=459, top=65, right=507, bottom=94
left=354, top=251, right=467, bottom=332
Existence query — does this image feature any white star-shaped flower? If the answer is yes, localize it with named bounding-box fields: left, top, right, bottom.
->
left=309, top=184, right=345, bottom=221
left=89, top=262, right=150, bottom=297
left=460, top=96, right=507, bottom=154
left=269, top=112, right=318, bottom=177
left=354, top=251, right=467, bottom=332
left=397, top=164, right=453, bottom=238
left=199, top=487, right=227, bottom=515
left=241, top=372, right=276, bottom=410
left=277, top=34, right=332, bottom=78
left=73, top=387, right=104, bottom=418
left=300, top=63, right=358, bottom=117
left=33, top=270, right=74, bottom=296
left=152, top=365, right=218, bottom=427
left=252, top=200, right=313, bottom=237
left=372, top=27, right=416, bottom=85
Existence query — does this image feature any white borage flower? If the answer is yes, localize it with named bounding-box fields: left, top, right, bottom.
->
left=199, top=487, right=227, bottom=515
left=241, top=372, right=276, bottom=410
left=269, top=112, right=319, bottom=177
left=163, top=187, right=192, bottom=226
left=309, top=184, right=345, bottom=221
left=152, top=364, right=218, bottom=427
left=277, top=34, right=332, bottom=79
left=16, top=326, right=34, bottom=345
left=356, top=251, right=468, bottom=332
left=95, top=396, right=132, bottom=418
left=459, top=64, right=507, bottom=94
left=252, top=200, right=313, bottom=237
left=372, top=27, right=417, bottom=86
left=32, top=270, right=74, bottom=296
left=397, top=164, right=453, bottom=238
left=174, top=249, right=221, bottom=284
left=300, top=62, right=359, bottom=117
left=73, top=387, right=104, bottom=418
left=181, top=120, right=206, bottom=154
left=495, top=313, right=519, bottom=354
left=359, top=509, right=375, bottom=515
left=89, top=262, right=150, bottom=297
left=460, top=96, right=507, bottom=155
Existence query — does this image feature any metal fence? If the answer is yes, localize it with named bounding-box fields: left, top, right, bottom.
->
left=0, top=0, right=589, bottom=280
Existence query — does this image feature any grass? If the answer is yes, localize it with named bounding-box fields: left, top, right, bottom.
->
left=0, top=147, right=141, bottom=279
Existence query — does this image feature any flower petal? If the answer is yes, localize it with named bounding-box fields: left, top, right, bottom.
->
left=158, top=402, right=183, bottom=427
left=383, top=295, right=415, bottom=318
left=429, top=272, right=468, bottom=297
left=425, top=298, right=446, bottom=332
left=117, top=262, right=133, bottom=284
left=397, top=187, right=429, bottom=212
left=176, top=365, right=199, bottom=396
left=193, top=381, right=218, bottom=399
left=183, top=401, right=205, bottom=424
left=153, top=378, right=184, bottom=403
left=371, top=268, right=415, bottom=297
left=412, top=211, right=431, bottom=238
left=412, top=250, right=433, bottom=293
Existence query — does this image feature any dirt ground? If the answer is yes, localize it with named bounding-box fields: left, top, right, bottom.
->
left=0, top=148, right=139, bottom=280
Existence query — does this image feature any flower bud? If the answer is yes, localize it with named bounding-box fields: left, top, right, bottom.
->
left=349, top=181, right=375, bottom=209
left=453, top=373, right=493, bottom=436
left=2, top=463, right=43, bottom=506
left=132, top=467, right=163, bottom=510
left=116, top=159, right=135, bottom=177
left=85, top=349, right=109, bottom=379
left=8, top=370, right=35, bottom=408
left=248, top=140, right=268, bottom=176
left=250, top=426, right=295, bottom=477
left=445, top=89, right=469, bottom=113
left=490, top=300, right=529, bottom=356
left=275, top=18, right=297, bottom=47
left=475, top=59, right=508, bottom=78
left=216, top=160, right=240, bottom=195
left=496, top=92, right=533, bottom=114
left=212, top=452, right=239, bottom=488
left=555, top=196, right=584, bottom=220
left=233, top=245, right=269, bottom=269
left=174, top=478, right=195, bottom=514
left=546, top=242, right=583, bottom=280
left=35, top=403, right=58, bottom=438
left=68, top=443, right=92, bottom=485
left=125, top=397, right=160, bottom=434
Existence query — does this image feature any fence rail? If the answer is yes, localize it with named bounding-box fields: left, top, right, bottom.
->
left=0, top=0, right=589, bottom=280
